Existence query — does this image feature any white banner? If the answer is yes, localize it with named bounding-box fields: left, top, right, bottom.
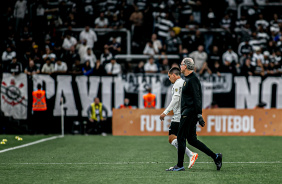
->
left=1, top=73, right=28, bottom=119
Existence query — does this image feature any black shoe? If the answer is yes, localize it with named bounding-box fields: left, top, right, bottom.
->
left=214, top=153, right=222, bottom=171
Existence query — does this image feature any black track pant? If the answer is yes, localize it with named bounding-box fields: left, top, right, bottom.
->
left=177, top=112, right=216, bottom=167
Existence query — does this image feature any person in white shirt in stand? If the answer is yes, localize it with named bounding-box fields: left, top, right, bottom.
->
left=62, top=31, right=77, bottom=51
left=143, top=40, right=158, bottom=55
left=105, top=58, right=121, bottom=75
left=95, top=12, right=109, bottom=28
left=42, top=45, right=56, bottom=63
left=54, top=59, right=68, bottom=73
left=76, top=39, right=89, bottom=60
left=160, top=67, right=198, bottom=169
left=79, top=25, right=97, bottom=49
left=144, top=56, right=158, bottom=73
left=82, top=47, right=97, bottom=68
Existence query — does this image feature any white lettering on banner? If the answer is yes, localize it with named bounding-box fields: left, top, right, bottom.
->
left=114, top=76, right=124, bottom=109
left=53, top=75, right=78, bottom=116
left=261, top=77, right=282, bottom=109
left=207, top=115, right=256, bottom=133
left=140, top=115, right=172, bottom=132
left=101, top=77, right=112, bottom=117
left=76, top=76, right=100, bottom=117
left=235, top=76, right=261, bottom=109
left=202, top=82, right=213, bottom=109
left=32, top=74, right=55, bottom=99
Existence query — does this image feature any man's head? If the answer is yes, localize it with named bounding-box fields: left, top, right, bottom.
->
left=180, top=57, right=194, bottom=73
left=37, top=83, right=42, bottom=90
left=56, top=59, right=62, bottom=65
left=94, top=97, right=100, bottom=105
left=168, top=67, right=181, bottom=84
left=124, top=98, right=130, bottom=106
left=110, top=58, right=116, bottom=64
left=149, top=56, right=154, bottom=64
left=12, top=57, right=17, bottom=63
left=29, top=60, right=35, bottom=67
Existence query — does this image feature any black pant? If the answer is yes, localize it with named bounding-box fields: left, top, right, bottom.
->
left=32, top=111, right=48, bottom=134
left=86, top=120, right=105, bottom=134
left=177, top=111, right=216, bottom=167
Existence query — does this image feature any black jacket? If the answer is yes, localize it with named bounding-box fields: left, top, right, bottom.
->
left=181, top=72, right=202, bottom=115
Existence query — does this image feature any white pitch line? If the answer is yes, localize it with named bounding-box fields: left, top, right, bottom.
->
left=0, top=135, right=63, bottom=154
left=0, top=161, right=281, bottom=165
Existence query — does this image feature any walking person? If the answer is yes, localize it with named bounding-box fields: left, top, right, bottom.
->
left=167, top=57, right=222, bottom=171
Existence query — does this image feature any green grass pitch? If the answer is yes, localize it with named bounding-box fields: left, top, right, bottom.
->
left=0, top=135, right=281, bottom=184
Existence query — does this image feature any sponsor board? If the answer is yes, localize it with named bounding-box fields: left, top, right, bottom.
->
left=112, top=109, right=282, bottom=136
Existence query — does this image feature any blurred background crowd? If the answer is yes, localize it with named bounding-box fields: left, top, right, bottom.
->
left=1, top=0, right=282, bottom=78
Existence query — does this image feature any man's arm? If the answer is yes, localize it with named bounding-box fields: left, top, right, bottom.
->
left=190, top=78, right=202, bottom=115
left=87, top=106, right=93, bottom=122
left=160, top=95, right=180, bottom=120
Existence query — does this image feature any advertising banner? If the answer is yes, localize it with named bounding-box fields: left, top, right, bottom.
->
left=112, top=108, right=282, bottom=136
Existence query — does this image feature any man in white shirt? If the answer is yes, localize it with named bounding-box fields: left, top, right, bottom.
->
left=105, top=58, right=121, bottom=75
left=79, top=26, right=97, bottom=49
left=189, top=45, right=208, bottom=73
left=62, top=31, right=77, bottom=51
left=95, top=12, right=109, bottom=28
left=41, top=58, right=54, bottom=74
left=143, top=41, right=158, bottom=55
left=160, top=67, right=198, bottom=170
left=82, top=48, right=97, bottom=68
left=54, top=59, right=68, bottom=73
left=144, top=56, right=158, bottom=73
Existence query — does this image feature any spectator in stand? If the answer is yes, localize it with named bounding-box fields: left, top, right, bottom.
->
left=82, top=60, right=93, bottom=76
left=76, top=39, right=89, bottom=60
left=222, top=55, right=240, bottom=75
left=109, top=14, right=123, bottom=29
left=193, top=29, right=205, bottom=49
left=100, top=46, right=113, bottom=65
left=134, top=61, right=145, bottom=74
left=24, top=60, right=40, bottom=77
left=105, top=58, right=121, bottom=76
left=189, top=45, right=211, bottom=75
left=159, top=58, right=170, bottom=74
left=255, top=13, right=269, bottom=31
left=41, top=58, right=54, bottom=75
left=210, top=60, right=223, bottom=77
left=106, top=36, right=122, bottom=56
left=4, top=32, right=17, bottom=51
left=237, top=38, right=253, bottom=65
left=14, top=0, right=27, bottom=34
left=143, top=87, right=156, bottom=109
left=62, top=45, right=80, bottom=71
left=119, top=98, right=132, bottom=109
left=205, top=8, right=217, bottom=29
left=70, top=59, right=82, bottom=75
left=263, top=51, right=271, bottom=69
left=93, top=59, right=106, bottom=76
left=30, top=44, right=42, bottom=69
left=179, top=48, right=189, bottom=60
left=220, top=13, right=232, bottom=33
left=19, top=25, right=33, bottom=53
left=143, top=40, right=158, bottom=55
left=222, top=45, right=239, bottom=65
left=1, top=45, right=16, bottom=71
left=62, top=30, right=77, bottom=52
left=64, top=12, right=77, bottom=27
left=144, top=56, right=158, bottom=73
left=208, top=45, right=222, bottom=70
left=254, top=59, right=265, bottom=76
left=151, top=33, right=162, bottom=52
left=154, top=12, right=174, bottom=44
left=7, top=57, right=22, bottom=76
left=54, top=59, right=68, bottom=73
left=82, top=47, right=97, bottom=68
left=42, top=45, right=56, bottom=63
left=95, top=12, right=109, bottom=28
left=79, top=25, right=98, bottom=49
left=252, top=47, right=264, bottom=66
left=185, top=14, right=199, bottom=31
left=129, top=6, right=144, bottom=45
left=266, top=60, right=278, bottom=76
left=240, top=57, right=255, bottom=77
left=164, top=30, right=182, bottom=54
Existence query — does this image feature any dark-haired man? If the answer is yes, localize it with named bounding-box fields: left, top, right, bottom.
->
left=167, top=57, right=222, bottom=171
left=160, top=67, right=198, bottom=170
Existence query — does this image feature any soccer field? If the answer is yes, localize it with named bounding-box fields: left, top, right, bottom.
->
left=0, top=135, right=281, bottom=184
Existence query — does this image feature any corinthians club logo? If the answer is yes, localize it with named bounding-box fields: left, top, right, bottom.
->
left=1, top=79, right=27, bottom=107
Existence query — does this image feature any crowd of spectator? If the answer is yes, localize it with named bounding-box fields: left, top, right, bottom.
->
left=1, top=0, right=282, bottom=78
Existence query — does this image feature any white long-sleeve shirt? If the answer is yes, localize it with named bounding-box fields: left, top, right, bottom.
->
left=163, top=78, right=184, bottom=122
left=79, top=29, right=97, bottom=49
